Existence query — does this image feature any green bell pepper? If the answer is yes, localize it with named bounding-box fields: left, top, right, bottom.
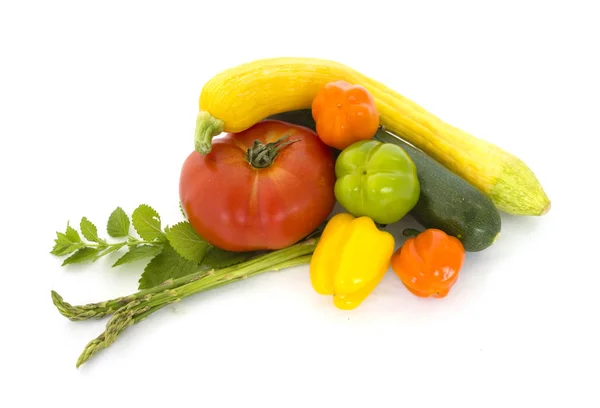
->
left=334, top=140, right=420, bottom=225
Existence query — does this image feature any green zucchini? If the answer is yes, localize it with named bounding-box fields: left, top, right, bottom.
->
left=267, top=110, right=502, bottom=252
left=374, top=129, right=501, bottom=251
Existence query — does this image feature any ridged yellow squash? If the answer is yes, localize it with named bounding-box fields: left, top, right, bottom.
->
left=194, top=57, right=550, bottom=216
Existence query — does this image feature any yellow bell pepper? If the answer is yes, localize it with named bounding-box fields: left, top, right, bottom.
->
left=310, top=213, right=395, bottom=310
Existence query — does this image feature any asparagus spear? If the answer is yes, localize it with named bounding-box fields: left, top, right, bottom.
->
left=76, top=302, right=169, bottom=367
left=52, top=239, right=303, bottom=321
left=51, top=271, right=210, bottom=321
left=51, top=238, right=319, bottom=367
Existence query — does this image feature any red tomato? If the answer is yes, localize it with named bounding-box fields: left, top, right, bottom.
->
left=179, top=120, right=337, bottom=252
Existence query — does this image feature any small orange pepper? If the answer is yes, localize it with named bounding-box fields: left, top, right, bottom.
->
left=391, top=228, right=465, bottom=298
left=311, top=80, right=379, bottom=150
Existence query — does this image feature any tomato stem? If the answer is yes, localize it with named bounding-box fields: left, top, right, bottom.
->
left=194, top=111, right=224, bottom=155
left=246, top=134, right=300, bottom=168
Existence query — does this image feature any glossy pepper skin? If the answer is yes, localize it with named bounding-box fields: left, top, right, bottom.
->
left=391, top=229, right=465, bottom=298
left=310, top=213, right=395, bottom=310
left=334, top=140, right=420, bottom=225
left=311, top=80, right=380, bottom=150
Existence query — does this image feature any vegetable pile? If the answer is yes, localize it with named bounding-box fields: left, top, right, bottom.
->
left=50, top=57, right=550, bottom=367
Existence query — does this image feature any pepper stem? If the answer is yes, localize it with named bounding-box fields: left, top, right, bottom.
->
left=194, top=111, right=224, bottom=155
left=402, top=228, right=422, bottom=238
left=246, top=134, right=300, bottom=168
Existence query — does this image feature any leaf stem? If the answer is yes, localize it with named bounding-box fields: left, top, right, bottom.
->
left=66, top=239, right=164, bottom=252
left=127, top=239, right=163, bottom=246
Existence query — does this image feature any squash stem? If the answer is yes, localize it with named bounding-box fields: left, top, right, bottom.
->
left=194, top=111, right=224, bottom=155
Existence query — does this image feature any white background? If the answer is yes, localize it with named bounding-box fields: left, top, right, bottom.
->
left=1, top=0, right=599, bottom=407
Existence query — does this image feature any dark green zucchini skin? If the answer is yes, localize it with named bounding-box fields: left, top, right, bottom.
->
left=374, top=129, right=501, bottom=251
left=267, top=110, right=501, bottom=252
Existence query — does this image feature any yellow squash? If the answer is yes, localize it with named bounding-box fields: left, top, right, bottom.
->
left=194, top=57, right=550, bottom=216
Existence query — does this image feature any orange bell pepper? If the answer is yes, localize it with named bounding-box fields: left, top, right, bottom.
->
left=311, top=80, right=379, bottom=150
left=391, top=229, right=465, bottom=298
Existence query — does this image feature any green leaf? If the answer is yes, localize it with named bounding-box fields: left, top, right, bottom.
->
left=65, top=223, right=82, bottom=243
left=96, top=242, right=127, bottom=259
left=50, top=232, right=82, bottom=256
left=107, top=207, right=130, bottom=237
left=80, top=217, right=99, bottom=242
left=112, top=245, right=163, bottom=267
left=202, top=246, right=263, bottom=269
left=50, top=232, right=71, bottom=253
left=165, top=221, right=210, bottom=263
left=62, top=247, right=100, bottom=266
left=132, top=204, right=163, bottom=241
left=138, top=243, right=197, bottom=289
